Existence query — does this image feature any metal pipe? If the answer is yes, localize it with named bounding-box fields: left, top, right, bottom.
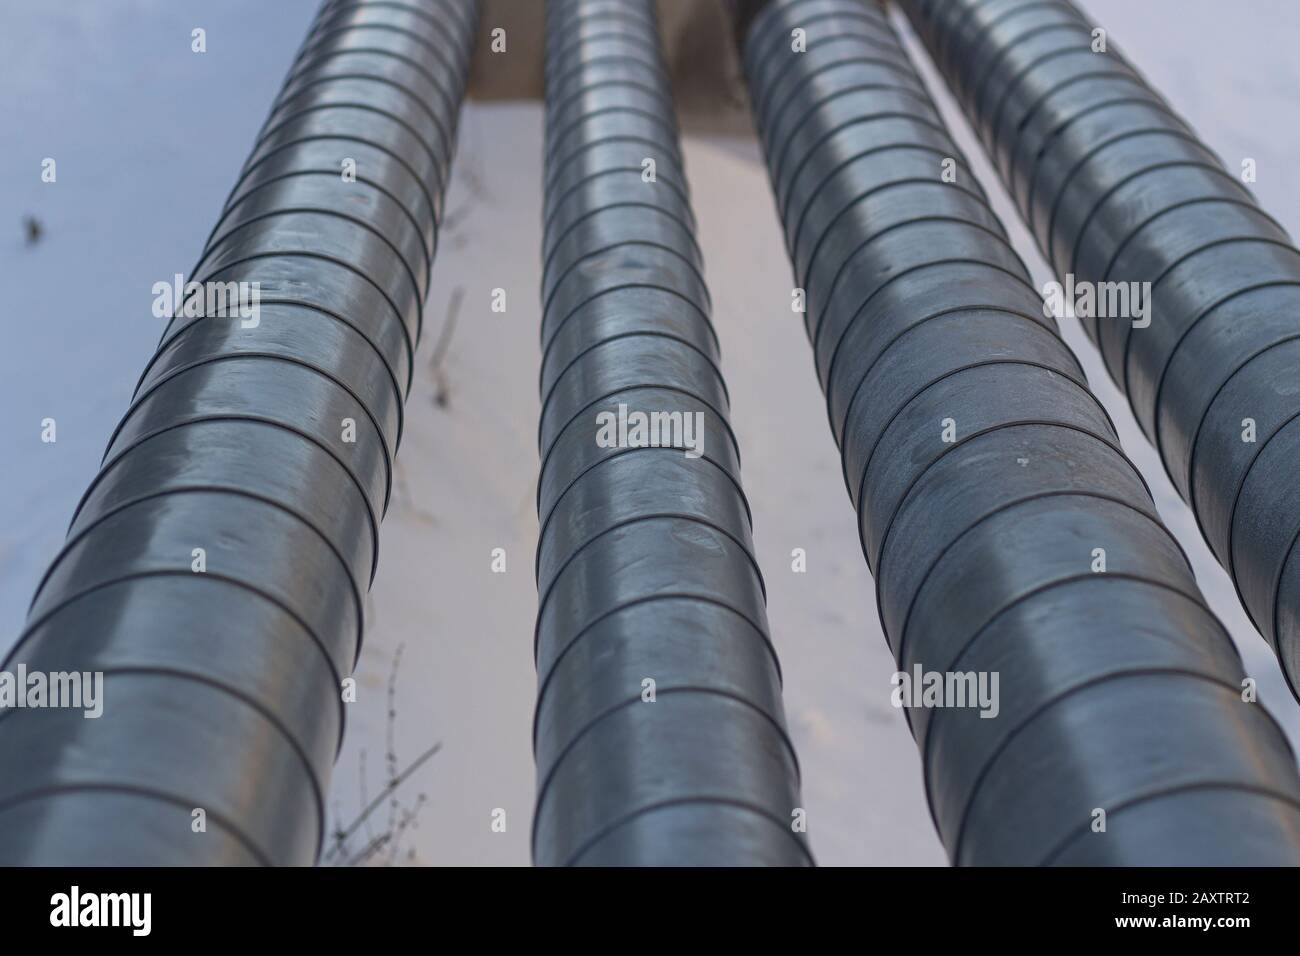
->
left=897, top=0, right=1300, bottom=701
left=533, top=0, right=810, bottom=866
left=735, top=0, right=1300, bottom=864
left=0, top=0, right=478, bottom=865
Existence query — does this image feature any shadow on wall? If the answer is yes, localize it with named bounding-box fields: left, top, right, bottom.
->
left=468, top=0, right=755, bottom=135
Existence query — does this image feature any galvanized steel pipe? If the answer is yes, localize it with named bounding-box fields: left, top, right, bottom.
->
left=736, top=0, right=1300, bottom=864
left=533, top=0, right=810, bottom=866
left=898, top=0, right=1300, bottom=701
left=0, top=0, right=478, bottom=865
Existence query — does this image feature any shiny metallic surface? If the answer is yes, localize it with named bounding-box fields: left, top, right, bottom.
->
left=533, top=0, right=809, bottom=866
left=739, top=0, right=1300, bottom=864
left=0, top=0, right=478, bottom=865
left=899, top=0, right=1300, bottom=700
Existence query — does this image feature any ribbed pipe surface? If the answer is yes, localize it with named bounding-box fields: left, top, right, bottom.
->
left=0, top=0, right=477, bottom=865
left=533, top=0, right=809, bottom=866
left=738, top=0, right=1300, bottom=864
left=898, top=0, right=1300, bottom=700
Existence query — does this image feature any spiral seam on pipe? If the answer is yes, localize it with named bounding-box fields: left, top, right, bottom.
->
left=0, top=0, right=477, bottom=866
left=532, top=0, right=809, bottom=867
left=897, top=0, right=1300, bottom=699
left=735, top=0, right=1300, bottom=865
